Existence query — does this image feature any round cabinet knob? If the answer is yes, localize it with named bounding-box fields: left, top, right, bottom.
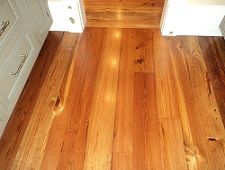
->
left=69, top=17, right=75, bottom=24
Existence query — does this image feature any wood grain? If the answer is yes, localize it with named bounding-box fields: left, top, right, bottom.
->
left=41, top=28, right=105, bottom=170
left=177, top=37, right=225, bottom=169
left=83, top=28, right=121, bottom=169
left=84, top=1, right=164, bottom=28
left=112, top=29, right=134, bottom=169
left=198, top=37, right=225, bottom=125
left=3, top=32, right=79, bottom=170
left=0, top=32, right=63, bottom=170
left=133, top=72, right=163, bottom=169
left=0, top=29, right=225, bottom=170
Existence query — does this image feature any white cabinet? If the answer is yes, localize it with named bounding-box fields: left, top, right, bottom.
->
left=48, top=0, right=86, bottom=33
left=14, top=0, right=53, bottom=45
left=161, top=0, right=225, bottom=36
left=23, top=0, right=52, bottom=44
left=0, top=0, right=52, bottom=137
left=0, top=32, right=36, bottom=106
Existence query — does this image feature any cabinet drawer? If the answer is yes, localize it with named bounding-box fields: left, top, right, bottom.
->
left=0, top=32, right=36, bottom=106
left=0, top=0, right=25, bottom=71
left=0, top=0, right=21, bottom=45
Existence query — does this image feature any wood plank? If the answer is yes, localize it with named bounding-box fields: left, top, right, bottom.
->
left=153, top=31, right=188, bottom=169
left=112, top=29, right=134, bottom=169
left=112, top=29, right=161, bottom=169
left=83, top=28, right=121, bottom=170
left=159, top=119, right=188, bottom=170
left=133, top=72, right=163, bottom=169
left=169, top=36, right=225, bottom=169
left=0, top=29, right=225, bottom=170
left=0, top=32, right=63, bottom=170
left=198, top=37, right=225, bottom=125
left=169, top=36, right=211, bottom=169
left=131, top=29, right=155, bottom=73
left=10, top=33, right=79, bottom=170
left=153, top=31, right=180, bottom=119
left=40, top=28, right=106, bottom=170
left=180, top=37, right=225, bottom=169
left=84, top=1, right=164, bottom=28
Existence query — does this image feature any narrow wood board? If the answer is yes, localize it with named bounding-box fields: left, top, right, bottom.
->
left=0, top=32, right=63, bottom=169
left=83, top=28, right=122, bottom=170
left=10, top=33, right=79, bottom=170
left=84, top=1, right=164, bottom=28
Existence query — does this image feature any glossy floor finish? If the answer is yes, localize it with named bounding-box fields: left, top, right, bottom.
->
left=0, top=28, right=225, bottom=169
left=84, top=0, right=164, bottom=28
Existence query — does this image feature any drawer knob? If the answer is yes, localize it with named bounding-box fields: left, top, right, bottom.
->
left=69, top=17, right=75, bottom=24
left=11, top=54, right=28, bottom=77
left=0, top=21, right=9, bottom=37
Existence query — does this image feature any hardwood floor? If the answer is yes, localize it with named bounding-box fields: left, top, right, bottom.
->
left=0, top=28, right=225, bottom=169
left=84, top=0, right=164, bottom=28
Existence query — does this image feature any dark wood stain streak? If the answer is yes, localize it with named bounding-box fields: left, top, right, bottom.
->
left=198, top=37, right=225, bottom=125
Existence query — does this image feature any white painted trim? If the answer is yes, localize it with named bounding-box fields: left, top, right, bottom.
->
left=48, top=0, right=86, bottom=33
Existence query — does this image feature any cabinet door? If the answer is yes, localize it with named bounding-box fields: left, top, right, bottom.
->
left=26, top=0, right=52, bottom=43
left=15, top=0, right=53, bottom=46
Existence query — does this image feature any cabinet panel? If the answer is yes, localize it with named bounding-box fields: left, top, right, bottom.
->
left=24, top=0, right=53, bottom=44
left=0, top=32, right=36, bottom=106
left=26, top=0, right=47, bottom=31
left=0, top=1, right=23, bottom=71
left=0, top=0, right=20, bottom=44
